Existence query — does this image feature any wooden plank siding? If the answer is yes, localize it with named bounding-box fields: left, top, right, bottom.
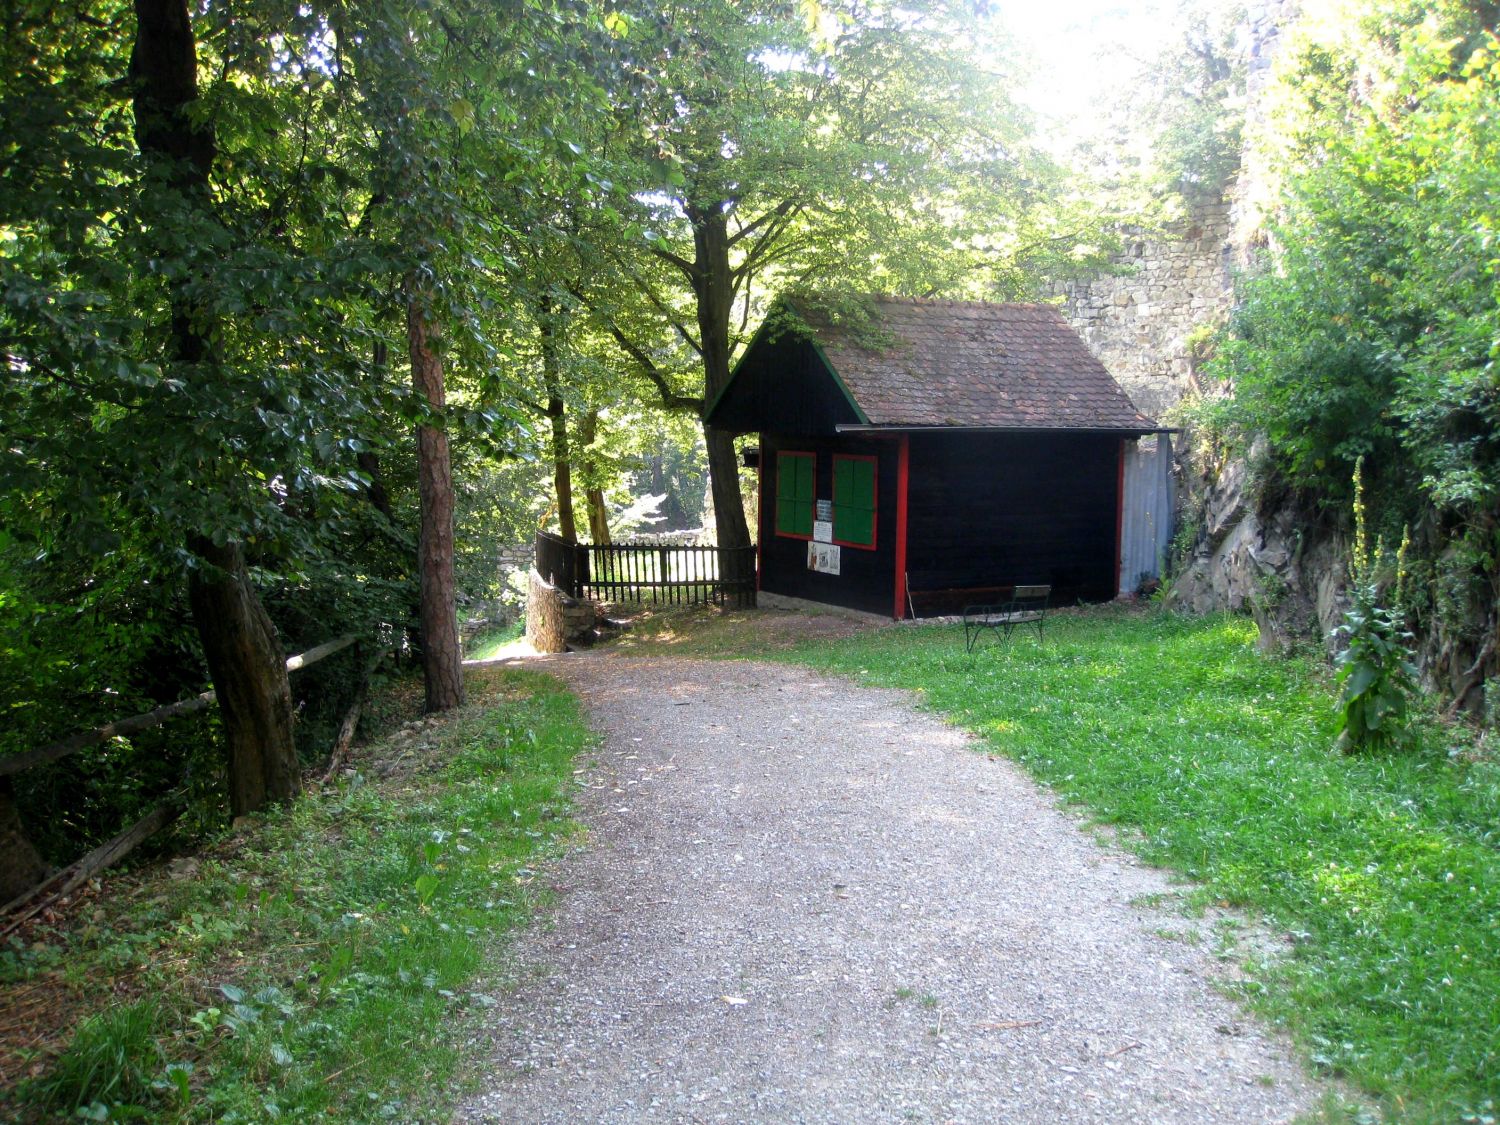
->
left=903, top=432, right=1121, bottom=605
left=711, top=335, right=861, bottom=436
left=757, top=432, right=899, bottom=615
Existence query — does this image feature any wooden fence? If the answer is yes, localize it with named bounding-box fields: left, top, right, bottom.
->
left=535, top=532, right=756, bottom=609
left=2, top=634, right=366, bottom=930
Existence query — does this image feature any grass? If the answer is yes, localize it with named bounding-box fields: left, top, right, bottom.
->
left=463, top=621, right=524, bottom=662
left=636, top=603, right=1500, bottom=1123
left=4, top=665, right=592, bottom=1123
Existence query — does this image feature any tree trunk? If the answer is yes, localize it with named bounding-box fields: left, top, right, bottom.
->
left=577, top=408, right=611, bottom=544
left=687, top=204, right=752, bottom=561
left=188, top=538, right=301, bottom=816
left=406, top=290, right=465, bottom=712
left=0, top=778, right=50, bottom=904
left=539, top=296, right=578, bottom=543
left=133, top=0, right=301, bottom=813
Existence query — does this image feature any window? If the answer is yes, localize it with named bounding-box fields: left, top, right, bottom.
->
left=833, top=455, right=876, bottom=548
left=774, top=451, right=815, bottom=538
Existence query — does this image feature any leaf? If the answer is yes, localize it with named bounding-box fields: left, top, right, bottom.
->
left=450, top=97, right=475, bottom=135
left=1343, top=662, right=1378, bottom=699
left=414, top=873, right=441, bottom=904
left=219, top=982, right=246, bottom=1003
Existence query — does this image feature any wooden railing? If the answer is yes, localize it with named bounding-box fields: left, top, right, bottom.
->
left=534, top=532, right=756, bottom=609
left=1, top=634, right=367, bottom=929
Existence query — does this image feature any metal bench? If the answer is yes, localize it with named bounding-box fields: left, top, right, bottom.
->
left=963, top=585, right=1050, bottom=651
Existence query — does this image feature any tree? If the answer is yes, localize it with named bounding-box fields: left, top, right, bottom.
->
left=577, top=0, right=1066, bottom=552
left=1209, top=0, right=1500, bottom=708
left=132, top=0, right=301, bottom=814
left=2, top=0, right=408, bottom=817
left=350, top=0, right=618, bottom=707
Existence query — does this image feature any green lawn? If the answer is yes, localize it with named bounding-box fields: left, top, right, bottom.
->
left=755, top=606, right=1498, bottom=1123
left=6, top=666, right=592, bottom=1123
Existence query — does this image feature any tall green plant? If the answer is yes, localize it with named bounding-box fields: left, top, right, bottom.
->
left=1333, top=459, right=1416, bottom=754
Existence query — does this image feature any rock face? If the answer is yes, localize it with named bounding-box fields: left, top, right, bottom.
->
left=1167, top=445, right=1348, bottom=654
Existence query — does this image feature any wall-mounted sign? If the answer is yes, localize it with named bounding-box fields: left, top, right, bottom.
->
left=816, top=499, right=833, bottom=522
left=807, top=541, right=841, bottom=575
left=812, top=519, right=833, bottom=543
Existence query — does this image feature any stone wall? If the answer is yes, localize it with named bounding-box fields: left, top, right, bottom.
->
left=1053, top=1, right=1300, bottom=425
left=524, top=568, right=597, bottom=654
left=1051, top=201, right=1235, bottom=422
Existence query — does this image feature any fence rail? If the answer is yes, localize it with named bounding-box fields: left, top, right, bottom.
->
left=535, top=532, right=755, bottom=609
left=0, top=634, right=359, bottom=779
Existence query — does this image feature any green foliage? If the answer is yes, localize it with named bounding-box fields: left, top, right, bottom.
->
left=1106, top=0, right=1248, bottom=214
left=1213, top=7, right=1500, bottom=523
left=1333, top=461, right=1417, bottom=754
left=9, top=667, right=591, bottom=1123
left=725, top=609, right=1497, bottom=1122
left=1334, top=595, right=1416, bottom=754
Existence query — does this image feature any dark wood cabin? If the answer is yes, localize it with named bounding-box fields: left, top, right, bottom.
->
left=706, top=297, right=1162, bottom=618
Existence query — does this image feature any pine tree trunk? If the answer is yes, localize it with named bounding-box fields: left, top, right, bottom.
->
left=406, top=291, right=465, bottom=712
left=188, top=538, right=301, bottom=816
left=133, top=0, right=301, bottom=813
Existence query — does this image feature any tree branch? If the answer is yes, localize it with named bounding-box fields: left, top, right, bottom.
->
left=606, top=255, right=704, bottom=358
left=566, top=285, right=703, bottom=414
left=727, top=198, right=798, bottom=249
left=649, top=244, right=700, bottom=280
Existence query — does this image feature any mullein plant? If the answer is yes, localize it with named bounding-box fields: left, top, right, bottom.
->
left=1333, top=457, right=1418, bottom=753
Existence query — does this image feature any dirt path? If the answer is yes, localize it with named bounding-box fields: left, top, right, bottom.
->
left=459, top=654, right=1322, bottom=1124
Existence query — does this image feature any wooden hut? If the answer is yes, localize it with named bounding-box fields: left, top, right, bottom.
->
left=705, top=297, right=1165, bottom=618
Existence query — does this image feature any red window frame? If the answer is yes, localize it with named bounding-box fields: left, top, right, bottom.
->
left=831, top=453, right=878, bottom=550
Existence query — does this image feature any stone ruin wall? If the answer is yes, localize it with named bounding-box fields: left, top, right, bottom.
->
left=1051, top=200, right=1235, bottom=422
left=1055, top=0, right=1363, bottom=653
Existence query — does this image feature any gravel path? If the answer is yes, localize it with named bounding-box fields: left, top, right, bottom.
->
left=459, top=655, right=1321, bottom=1124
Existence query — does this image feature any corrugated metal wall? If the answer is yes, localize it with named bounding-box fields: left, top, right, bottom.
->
left=1119, top=434, right=1175, bottom=596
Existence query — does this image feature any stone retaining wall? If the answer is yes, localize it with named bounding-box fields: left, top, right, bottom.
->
left=525, top=567, right=597, bottom=654
left=1051, top=200, right=1235, bottom=422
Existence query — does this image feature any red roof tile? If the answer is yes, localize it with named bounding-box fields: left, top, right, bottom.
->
left=798, top=297, right=1156, bottom=432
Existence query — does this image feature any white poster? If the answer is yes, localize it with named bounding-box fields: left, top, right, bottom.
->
left=807, top=541, right=841, bottom=575
left=812, top=519, right=834, bottom=543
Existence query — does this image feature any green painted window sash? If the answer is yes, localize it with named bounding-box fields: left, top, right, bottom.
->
left=775, top=451, right=815, bottom=538
left=833, top=455, right=875, bottom=547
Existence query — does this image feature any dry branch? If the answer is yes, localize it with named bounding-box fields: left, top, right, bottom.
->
left=0, top=800, right=181, bottom=930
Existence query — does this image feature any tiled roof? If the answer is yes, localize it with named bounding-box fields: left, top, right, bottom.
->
left=798, top=297, right=1157, bottom=431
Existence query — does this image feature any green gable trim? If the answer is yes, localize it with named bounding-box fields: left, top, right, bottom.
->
left=786, top=298, right=870, bottom=425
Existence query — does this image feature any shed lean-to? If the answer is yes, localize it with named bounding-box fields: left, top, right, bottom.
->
left=706, top=296, right=1173, bottom=618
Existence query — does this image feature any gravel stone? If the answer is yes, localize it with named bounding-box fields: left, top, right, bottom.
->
left=458, top=655, right=1322, bottom=1123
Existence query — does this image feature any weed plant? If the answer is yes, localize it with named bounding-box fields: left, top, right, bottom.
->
left=762, top=609, right=1498, bottom=1123
left=8, top=667, right=590, bottom=1123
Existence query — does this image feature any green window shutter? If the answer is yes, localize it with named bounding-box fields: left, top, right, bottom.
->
left=775, top=452, right=814, bottom=537
left=833, top=456, right=875, bottom=547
